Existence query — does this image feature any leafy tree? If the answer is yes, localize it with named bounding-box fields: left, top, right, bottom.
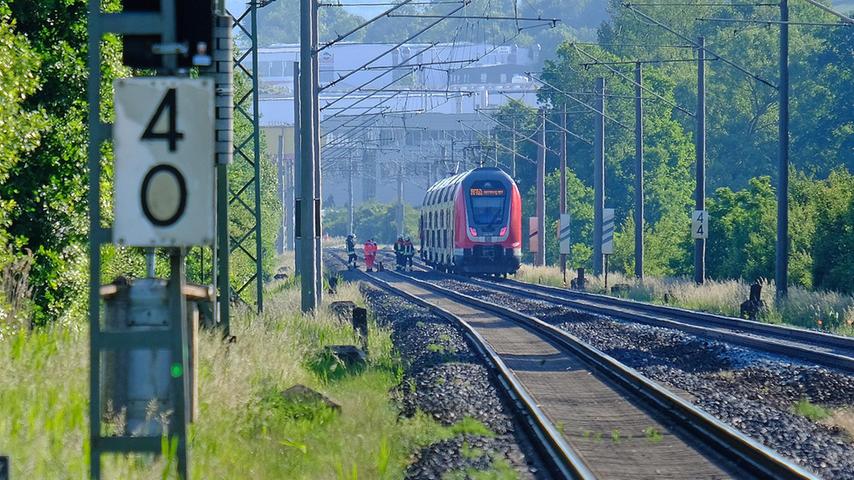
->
left=807, top=170, right=854, bottom=293
left=323, top=202, right=418, bottom=244
left=0, top=0, right=125, bottom=324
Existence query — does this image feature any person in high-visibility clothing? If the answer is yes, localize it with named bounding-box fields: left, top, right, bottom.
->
left=403, top=237, right=415, bottom=271
left=346, top=234, right=357, bottom=269
left=364, top=238, right=378, bottom=272
left=393, top=236, right=405, bottom=271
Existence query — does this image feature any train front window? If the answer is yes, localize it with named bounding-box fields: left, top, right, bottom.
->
left=469, top=183, right=506, bottom=226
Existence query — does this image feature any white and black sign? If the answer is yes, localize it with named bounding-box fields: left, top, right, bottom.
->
left=692, top=209, right=709, bottom=239
left=602, top=208, right=615, bottom=255
left=559, top=213, right=571, bottom=255
left=113, top=78, right=215, bottom=246
left=528, top=217, right=538, bottom=253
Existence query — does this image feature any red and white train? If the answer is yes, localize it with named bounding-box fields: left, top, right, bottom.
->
left=419, top=167, right=522, bottom=275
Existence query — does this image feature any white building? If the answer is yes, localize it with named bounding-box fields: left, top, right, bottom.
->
left=258, top=41, right=541, bottom=211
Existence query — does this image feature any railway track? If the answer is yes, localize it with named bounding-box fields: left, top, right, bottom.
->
left=372, top=250, right=854, bottom=374
left=451, top=270, right=854, bottom=373
left=331, top=252, right=816, bottom=479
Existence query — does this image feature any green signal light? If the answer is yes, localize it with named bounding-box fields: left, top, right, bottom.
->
left=170, top=363, right=183, bottom=378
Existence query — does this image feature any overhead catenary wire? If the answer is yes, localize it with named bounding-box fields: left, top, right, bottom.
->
left=526, top=73, right=633, bottom=131
left=318, top=0, right=417, bottom=52
left=320, top=1, right=472, bottom=91
left=623, top=4, right=778, bottom=89
left=697, top=16, right=853, bottom=27
left=571, top=43, right=696, bottom=117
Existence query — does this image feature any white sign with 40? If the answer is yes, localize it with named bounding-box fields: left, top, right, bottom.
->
left=113, top=78, right=215, bottom=247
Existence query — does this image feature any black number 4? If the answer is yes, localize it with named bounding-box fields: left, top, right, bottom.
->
left=141, top=88, right=184, bottom=152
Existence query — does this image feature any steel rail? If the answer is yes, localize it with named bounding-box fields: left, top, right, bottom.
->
left=401, top=255, right=854, bottom=372
left=478, top=276, right=854, bottom=371
left=375, top=264, right=818, bottom=480
left=326, top=252, right=594, bottom=479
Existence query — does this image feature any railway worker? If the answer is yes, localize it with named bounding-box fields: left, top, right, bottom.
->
left=403, top=237, right=415, bottom=271
left=393, top=236, right=405, bottom=270
left=364, top=238, right=378, bottom=272
left=345, top=234, right=357, bottom=269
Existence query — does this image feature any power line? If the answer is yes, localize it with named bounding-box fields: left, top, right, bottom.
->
left=318, top=0, right=418, bottom=52
left=385, top=13, right=560, bottom=25
left=698, top=16, right=853, bottom=26
left=320, top=2, right=470, bottom=91
left=623, top=4, right=778, bottom=89
left=625, top=1, right=776, bottom=5
left=320, top=0, right=463, bottom=6
left=571, top=43, right=696, bottom=116
left=526, top=73, right=634, bottom=130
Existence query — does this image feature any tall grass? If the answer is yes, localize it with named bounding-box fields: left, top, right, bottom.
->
left=514, top=265, right=854, bottom=336
left=0, top=277, right=451, bottom=479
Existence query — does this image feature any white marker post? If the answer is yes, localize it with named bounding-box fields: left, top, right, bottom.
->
left=602, top=208, right=615, bottom=291
left=692, top=209, right=709, bottom=240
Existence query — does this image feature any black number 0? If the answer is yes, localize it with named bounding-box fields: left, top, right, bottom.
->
left=141, top=88, right=185, bottom=152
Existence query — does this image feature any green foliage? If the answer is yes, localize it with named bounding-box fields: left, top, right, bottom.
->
left=806, top=170, right=854, bottom=293
left=503, top=2, right=854, bottom=292
left=792, top=399, right=831, bottom=422
left=448, top=417, right=495, bottom=438
left=707, top=177, right=777, bottom=281
left=323, top=202, right=419, bottom=244
left=0, top=1, right=129, bottom=324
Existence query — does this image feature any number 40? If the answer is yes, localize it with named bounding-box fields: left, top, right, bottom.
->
left=141, top=88, right=185, bottom=152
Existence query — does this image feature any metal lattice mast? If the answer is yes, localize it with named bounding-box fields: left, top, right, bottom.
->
left=228, top=3, right=264, bottom=311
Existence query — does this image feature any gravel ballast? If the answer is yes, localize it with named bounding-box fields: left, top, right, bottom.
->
left=421, top=274, right=854, bottom=480
left=356, top=279, right=546, bottom=479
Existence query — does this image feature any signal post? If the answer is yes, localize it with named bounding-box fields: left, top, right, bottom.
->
left=87, top=2, right=219, bottom=478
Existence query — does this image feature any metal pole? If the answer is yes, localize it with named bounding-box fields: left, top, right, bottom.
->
left=397, top=160, right=405, bottom=235
left=511, top=118, right=517, bottom=178
left=535, top=109, right=546, bottom=266
left=213, top=14, right=232, bottom=334
left=494, top=133, right=499, bottom=167
left=293, top=61, right=302, bottom=274
left=634, top=62, right=644, bottom=280
left=312, top=0, right=323, bottom=303
left=299, top=0, right=318, bottom=312
left=168, top=249, right=189, bottom=478
left=86, top=4, right=103, bottom=477
left=276, top=132, right=285, bottom=255
left=285, top=137, right=295, bottom=251
left=593, top=77, right=605, bottom=276
left=251, top=2, right=264, bottom=311
left=348, top=152, right=354, bottom=234
left=695, top=37, right=706, bottom=284
left=776, top=0, right=789, bottom=297
left=559, top=107, right=567, bottom=275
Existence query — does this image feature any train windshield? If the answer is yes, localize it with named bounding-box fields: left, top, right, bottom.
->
left=469, top=182, right=506, bottom=225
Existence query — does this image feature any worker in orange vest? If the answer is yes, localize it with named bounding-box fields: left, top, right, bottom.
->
left=364, top=238, right=378, bottom=272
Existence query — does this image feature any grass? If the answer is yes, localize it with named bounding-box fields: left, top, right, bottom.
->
left=513, top=264, right=854, bottom=336
left=792, top=399, right=832, bottom=422
left=0, top=268, right=519, bottom=479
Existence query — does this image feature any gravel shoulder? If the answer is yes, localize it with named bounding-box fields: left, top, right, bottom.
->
left=360, top=283, right=547, bottom=480
left=422, top=273, right=854, bottom=480
left=329, top=257, right=548, bottom=479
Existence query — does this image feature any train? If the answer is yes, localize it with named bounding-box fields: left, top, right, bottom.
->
left=419, top=167, right=522, bottom=275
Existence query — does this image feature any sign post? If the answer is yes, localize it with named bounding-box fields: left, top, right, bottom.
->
left=692, top=209, right=709, bottom=240
left=88, top=3, right=218, bottom=479
left=559, top=214, right=571, bottom=286
left=529, top=217, right=539, bottom=254
left=602, top=208, right=614, bottom=291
